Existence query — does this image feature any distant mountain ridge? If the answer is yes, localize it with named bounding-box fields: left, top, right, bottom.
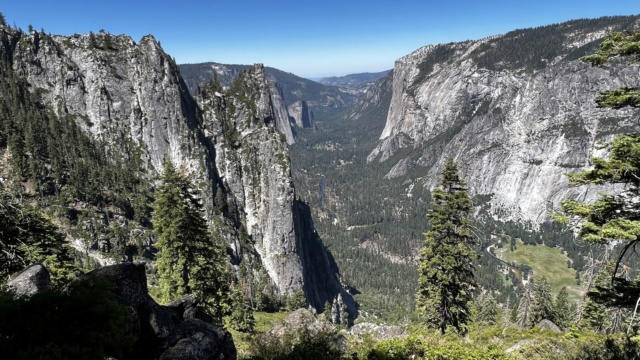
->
left=179, top=62, right=358, bottom=119
left=318, top=70, right=391, bottom=95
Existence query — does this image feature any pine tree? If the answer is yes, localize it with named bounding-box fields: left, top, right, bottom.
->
left=475, top=292, right=499, bottom=326
left=153, top=161, right=230, bottom=321
left=517, top=281, right=534, bottom=328
left=502, top=295, right=512, bottom=333
left=228, top=286, right=255, bottom=333
left=416, top=158, right=478, bottom=335
left=323, top=301, right=333, bottom=322
left=529, top=276, right=555, bottom=326
left=580, top=260, right=628, bottom=334
left=553, top=287, right=572, bottom=329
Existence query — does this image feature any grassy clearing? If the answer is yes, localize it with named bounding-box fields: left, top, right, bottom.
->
left=498, top=239, right=584, bottom=301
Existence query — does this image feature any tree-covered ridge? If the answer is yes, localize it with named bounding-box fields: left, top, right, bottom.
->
left=471, top=15, right=640, bottom=71
left=179, top=62, right=358, bottom=119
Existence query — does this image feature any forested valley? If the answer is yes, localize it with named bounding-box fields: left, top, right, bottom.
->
left=2, top=12, right=640, bottom=360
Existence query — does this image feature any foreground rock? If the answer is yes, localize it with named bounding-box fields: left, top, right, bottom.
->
left=536, top=319, right=562, bottom=332
left=6, top=263, right=51, bottom=296
left=349, top=322, right=406, bottom=341
left=269, top=308, right=333, bottom=336
left=86, top=263, right=236, bottom=360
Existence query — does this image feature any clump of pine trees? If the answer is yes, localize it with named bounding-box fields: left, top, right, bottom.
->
left=152, top=160, right=232, bottom=323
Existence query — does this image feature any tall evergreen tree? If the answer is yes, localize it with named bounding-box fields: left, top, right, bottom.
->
left=152, top=161, right=230, bottom=321
left=553, top=287, right=573, bottom=329
left=475, top=292, right=499, bottom=326
left=529, top=276, right=555, bottom=326
left=227, top=285, right=255, bottom=333
left=416, top=158, right=478, bottom=335
left=581, top=260, right=629, bottom=334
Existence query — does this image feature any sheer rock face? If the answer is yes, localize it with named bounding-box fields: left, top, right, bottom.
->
left=268, top=82, right=296, bottom=144
left=196, top=65, right=354, bottom=314
left=6, top=29, right=349, bottom=311
left=198, top=65, right=303, bottom=296
left=12, top=31, right=203, bottom=175
left=368, top=18, right=640, bottom=223
left=288, top=100, right=314, bottom=128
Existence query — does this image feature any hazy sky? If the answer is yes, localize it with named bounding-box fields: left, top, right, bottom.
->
left=2, top=1, right=639, bottom=78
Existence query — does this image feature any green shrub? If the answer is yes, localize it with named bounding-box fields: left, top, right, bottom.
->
left=567, top=335, right=640, bottom=360
left=246, top=322, right=343, bottom=360
left=0, top=278, right=134, bottom=359
left=365, top=336, right=505, bottom=360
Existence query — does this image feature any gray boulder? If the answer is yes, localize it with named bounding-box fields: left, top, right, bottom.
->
left=6, top=263, right=51, bottom=296
left=160, top=319, right=237, bottom=360
left=535, top=319, right=562, bottom=332
left=84, top=263, right=236, bottom=360
left=349, top=322, right=406, bottom=341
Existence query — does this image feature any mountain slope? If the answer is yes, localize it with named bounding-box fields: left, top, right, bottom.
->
left=318, top=70, right=391, bottom=95
left=289, top=15, right=640, bottom=320
left=0, top=26, right=354, bottom=317
left=179, top=62, right=358, bottom=119
left=370, top=15, right=640, bottom=224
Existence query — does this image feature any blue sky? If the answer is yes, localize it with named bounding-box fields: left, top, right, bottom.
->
left=2, top=1, right=639, bottom=78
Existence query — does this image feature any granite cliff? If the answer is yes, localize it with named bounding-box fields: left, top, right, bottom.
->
left=367, top=16, right=640, bottom=224
left=1, top=26, right=352, bottom=315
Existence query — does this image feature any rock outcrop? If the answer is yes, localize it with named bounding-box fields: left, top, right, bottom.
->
left=6, top=263, right=51, bottom=296
left=197, top=66, right=355, bottom=316
left=288, top=100, right=314, bottom=128
left=349, top=322, right=406, bottom=341
left=536, top=319, right=562, bottom=332
left=366, top=16, right=640, bottom=224
left=86, top=262, right=236, bottom=360
left=12, top=31, right=203, bottom=175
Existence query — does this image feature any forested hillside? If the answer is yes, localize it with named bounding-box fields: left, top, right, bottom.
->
left=289, top=15, right=640, bottom=321
left=0, top=21, right=354, bottom=320
left=179, top=62, right=358, bottom=119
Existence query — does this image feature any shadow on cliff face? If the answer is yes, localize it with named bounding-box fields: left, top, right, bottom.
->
left=293, top=199, right=358, bottom=323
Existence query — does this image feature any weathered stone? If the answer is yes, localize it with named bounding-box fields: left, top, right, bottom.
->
left=349, top=322, right=406, bottom=341
left=167, top=295, right=214, bottom=323
left=288, top=100, right=314, bottom=128
left=366, top=18, right=640, bottom=224
left=88, top=262, right=150, bottom=308
left=536, top=319, right=562, bottom=332
left=506, top=339, right=533, bottom=354
left=6, top=263, right=50, bottom=296
left=269, top=308, right=331, bottom=338
left=82, top=263, right=235, bottom=359
left=159, top=319, right=236, bottom=360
